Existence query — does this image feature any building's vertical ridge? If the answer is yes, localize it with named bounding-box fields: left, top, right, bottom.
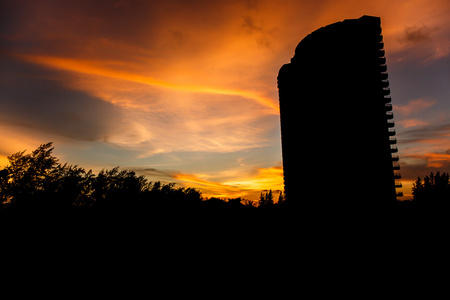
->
left=379, top=37, right=403, bottom=199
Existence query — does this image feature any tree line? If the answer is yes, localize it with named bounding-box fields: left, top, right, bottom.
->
left=0, top=143, right=284, bottom=212
left=411, top=171, right=450, bottom=207
left=2, top=143, right=450, bottom=214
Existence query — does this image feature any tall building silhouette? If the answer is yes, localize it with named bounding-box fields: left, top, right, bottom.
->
left=278, top=16, right=401, bottom=210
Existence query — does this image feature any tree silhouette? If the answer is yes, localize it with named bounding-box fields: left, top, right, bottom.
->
left=0, top=143, right=204, bottom=211
left=44, top=163, right=94, bottom=208
left=92, top=167, right=148, bottom=208
left=277, top=191, right=286, bottom=206
left=412, top=172, right=450, bottom=206
left=259, top=190, right=274, bottom=207
left=2, top=142, right=58, bottom=208
left=0, top=168, right=8, bottom=205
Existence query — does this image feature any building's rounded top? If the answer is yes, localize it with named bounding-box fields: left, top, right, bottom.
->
left=291, top=15, right=381, bottom=63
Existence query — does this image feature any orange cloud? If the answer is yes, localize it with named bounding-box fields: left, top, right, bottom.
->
left=405, top=153, right=450, bottom=168
left=425, top=153, right=450, bottom=168
left=173, top=173, right=246, bottom=199
left=223, top=166, right=284, bottom=192
left=398, top=119, right=430, bottom=128
left=394, top=98, right=436, bottom=116
left=14, top=54, right=279, bottom=113
left=174, top=166, right=284, bottom=200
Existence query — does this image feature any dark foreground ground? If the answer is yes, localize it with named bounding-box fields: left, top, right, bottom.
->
left=1, top=202, right=449, bottom=294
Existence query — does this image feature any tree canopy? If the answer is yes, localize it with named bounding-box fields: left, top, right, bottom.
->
left=412, top=172, right=450, bottom=206
left=0, top=143, right=273, bottom=212
left=0, top=143, right=205, bottom=211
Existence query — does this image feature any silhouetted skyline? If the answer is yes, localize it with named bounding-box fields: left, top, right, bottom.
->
left=1, top=1, right=450, bottom=200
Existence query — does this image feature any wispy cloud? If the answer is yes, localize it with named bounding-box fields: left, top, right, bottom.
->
left=398, top=119, right=430, bottom=128
left=399, top=122, right=450, bottom=142
left=15, top=54, right=279, bottom=112
left=423, top=153, right=450, bottom=168
left=394, top=98, right=436, bottom=117
left=403, top=152, right=450, bottom=168
left=174, top=173, right=247, bottom=199
left=223, top=166, right=284, bottom=192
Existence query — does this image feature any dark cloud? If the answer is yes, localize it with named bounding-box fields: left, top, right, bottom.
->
left=399, top=122, right=450, bottom=142
left=142, top=168, right=176, bottom=178
left=127, top=167, right=178, bottom=182
left=168, top=30, right=187, bottom=49
left=0, top=57, right=125, bottom=141
left=242, top=16, right=264, bottom=33
left=0, top=0, right=271, bottom=61
left=241, top=15, right=275, bottom=48
left=0, top=0, right=162, bottom=59
left=399, top=25, right=433, bottom=44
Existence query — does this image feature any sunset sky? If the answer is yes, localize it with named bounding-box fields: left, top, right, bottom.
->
left=1, top=0, right=449, bottom=200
